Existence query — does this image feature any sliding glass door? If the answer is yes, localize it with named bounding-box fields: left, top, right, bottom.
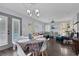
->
left=12, top=18, right=20, bottom=42
left=0, top=15, right=8, bottom=46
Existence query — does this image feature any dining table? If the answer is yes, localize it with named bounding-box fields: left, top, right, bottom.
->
left=17, top=36, right=46, bottom=55
left=18, top=37, right=46, bottom=44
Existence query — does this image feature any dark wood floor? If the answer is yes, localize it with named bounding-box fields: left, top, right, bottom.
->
left=0, top=48, right=17, bottom=56
left=0, top=39, right=76, bottom=56
left=47, top=39, right=76, bottom=56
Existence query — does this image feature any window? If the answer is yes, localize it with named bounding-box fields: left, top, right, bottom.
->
left=0, top=15, right=8, bottom=46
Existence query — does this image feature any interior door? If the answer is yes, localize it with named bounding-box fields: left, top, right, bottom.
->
left=12, top=18, right=20, bottom=42
left=0, top=15, right=8, bottom=46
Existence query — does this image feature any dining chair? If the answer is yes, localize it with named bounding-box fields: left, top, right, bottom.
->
left=39, top=40, right=48, bottom=56
left=16, top=43, right=32, bottom=56
left=12, top=41, right=17, bottom=51
left=28, top=43, right=40, bottom=56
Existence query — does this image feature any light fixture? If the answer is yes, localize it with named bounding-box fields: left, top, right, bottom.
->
left=26, top=9, right=31, bottom=16
left=26, top=9, right=40, bottom=17
left=35, top=9, right=39, bottom=13
left=29, top=13, right=32, bottom=16
left=51, top=20, right=55, bottom=23
left=37, top=13, right=40, bottom=16
left=35, top=9, right=40, bottom=16
left=27, top=9, right=30, bottom=13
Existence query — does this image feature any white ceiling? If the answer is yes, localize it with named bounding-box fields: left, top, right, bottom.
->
left=0, top=3, right=79, bottom=23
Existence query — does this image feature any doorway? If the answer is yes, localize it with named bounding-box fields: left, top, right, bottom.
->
left=12, top=18, right=20, bottom=42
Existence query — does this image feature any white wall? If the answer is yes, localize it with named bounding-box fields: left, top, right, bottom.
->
left=45, top=24, right=51, bottom=32
left=77, top=13, right=79, bottom=32
left=0, top=6, right=45, bottom=50
left=22, top=16, right=45, bottom=36
left=0, top=6, right=45, bottom=35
